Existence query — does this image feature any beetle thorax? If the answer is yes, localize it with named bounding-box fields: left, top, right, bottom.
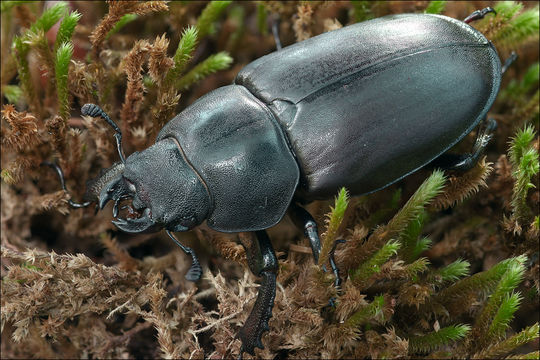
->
left=112, top=138, right=211, bottom=233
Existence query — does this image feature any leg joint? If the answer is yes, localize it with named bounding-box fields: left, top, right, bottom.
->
left=243, top=231, right=278, bottom=276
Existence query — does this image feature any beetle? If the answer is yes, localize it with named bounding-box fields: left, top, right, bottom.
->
left=47, top=8, right=512, bottom=356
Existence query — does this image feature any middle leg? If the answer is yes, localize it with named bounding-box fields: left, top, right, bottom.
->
left=237, top=231, right=278, bottom=356
left=289, top=203, right=342, bottom=286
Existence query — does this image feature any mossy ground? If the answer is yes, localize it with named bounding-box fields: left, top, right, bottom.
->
left=1, top=1, right=539, bottom=359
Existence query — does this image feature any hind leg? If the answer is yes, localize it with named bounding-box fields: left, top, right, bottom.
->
left=464, top=7, right=496, bottom=24
left=428, top=118, right=496, bottom=172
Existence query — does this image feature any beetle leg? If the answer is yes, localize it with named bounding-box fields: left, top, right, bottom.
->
left=271, top=13, right=282, bottom=51
left=452, top=117, right=497, bottom=171
left=502, top=52, right=518, bottom=75
left=237, top=231, right=277, bottom=356
left=329, top=239, right=346, bottom=288
left=41, top=162, right=92, bottom=208
left=289, top=203, right=343, bottom=287
left=289, top=203, right=321, bottom=263
left=463, top=7, right=496, bottom=24
left=166, top=230, right=202, bottom=282
left=428, top=118, right=497, bottom=172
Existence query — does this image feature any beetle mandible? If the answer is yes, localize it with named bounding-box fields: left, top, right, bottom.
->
left=49, top=9, right=511, bottom=356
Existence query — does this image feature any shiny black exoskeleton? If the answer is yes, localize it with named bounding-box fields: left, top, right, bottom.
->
left=51, top=10, right=510, bottom=356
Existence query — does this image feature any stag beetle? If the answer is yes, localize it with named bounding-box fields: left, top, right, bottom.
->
left=47, top=9, right=513, bottom=356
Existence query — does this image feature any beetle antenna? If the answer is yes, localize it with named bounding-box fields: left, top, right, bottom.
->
left=40, top=162, right=92, bottom=208
left=81, top=104, right=126, bottom=163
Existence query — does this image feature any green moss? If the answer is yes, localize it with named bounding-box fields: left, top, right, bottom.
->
left=487, top=2, right=539, bottom=48
left=106, top=13, right=138, bottom=39
left=166, top=26, right=198, bottom=86
left=386, top=170, right=445, bottom=240
left=508, top=126, right=539, bottom=224
left=30, top=2, right=68, bottom=34
left=350, top=239, right=400, bottom=284
left=256, top=2, right=268, bottom=35
left=55, top=42, right=73, bottom=122
left=319, top=187, right=349, bottom=267
left=424, top=1, right=447, bottom=15
left=350, top=1, right=375, bottom=23
left=2, top=2, right=538, bottom=358
left=195, top=0, right=232, bottom=38
left=11, top=35, right=36, bottom=112
left=54, top=10, right=81, bottom=52
left=474, top=323, right=540, bottom=359
left=433, top=258, right=470, bottom=283
left=345, top=295, right=385, bottom=327
left=174, top=51, right=233, bottom=90
left=2, top=85, right=23, bottom=103
left=409, top=324, right=470, bottom=353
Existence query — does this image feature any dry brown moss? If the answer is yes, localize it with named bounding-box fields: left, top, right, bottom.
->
left=1, top=1, right=539, bottom=358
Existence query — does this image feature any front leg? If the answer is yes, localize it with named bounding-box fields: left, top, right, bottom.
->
left=166, top=230, right=202, bottom=282
left=237, top=231, right=277, bottom=356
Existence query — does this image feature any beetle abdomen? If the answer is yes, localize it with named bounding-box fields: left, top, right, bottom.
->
left=236, top=14, right=501, bottom=200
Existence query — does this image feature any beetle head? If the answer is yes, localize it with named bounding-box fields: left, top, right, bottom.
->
left=48, top=104, right=210, bottom=234
left=98, top=138, right=211, bottom=233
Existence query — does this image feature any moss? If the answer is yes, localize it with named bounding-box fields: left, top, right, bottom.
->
left=1, top=1, right=538, bottom=358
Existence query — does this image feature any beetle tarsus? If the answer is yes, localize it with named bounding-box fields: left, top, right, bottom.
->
left=321, top=239, right=346, bottom=310
left=166, top=230, right=202, bottom=282
left=463, top=7, right=496, bottom=24
left=237, top=231, right=277, bottom=356
left=329, top=239, right=345, bottom=288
